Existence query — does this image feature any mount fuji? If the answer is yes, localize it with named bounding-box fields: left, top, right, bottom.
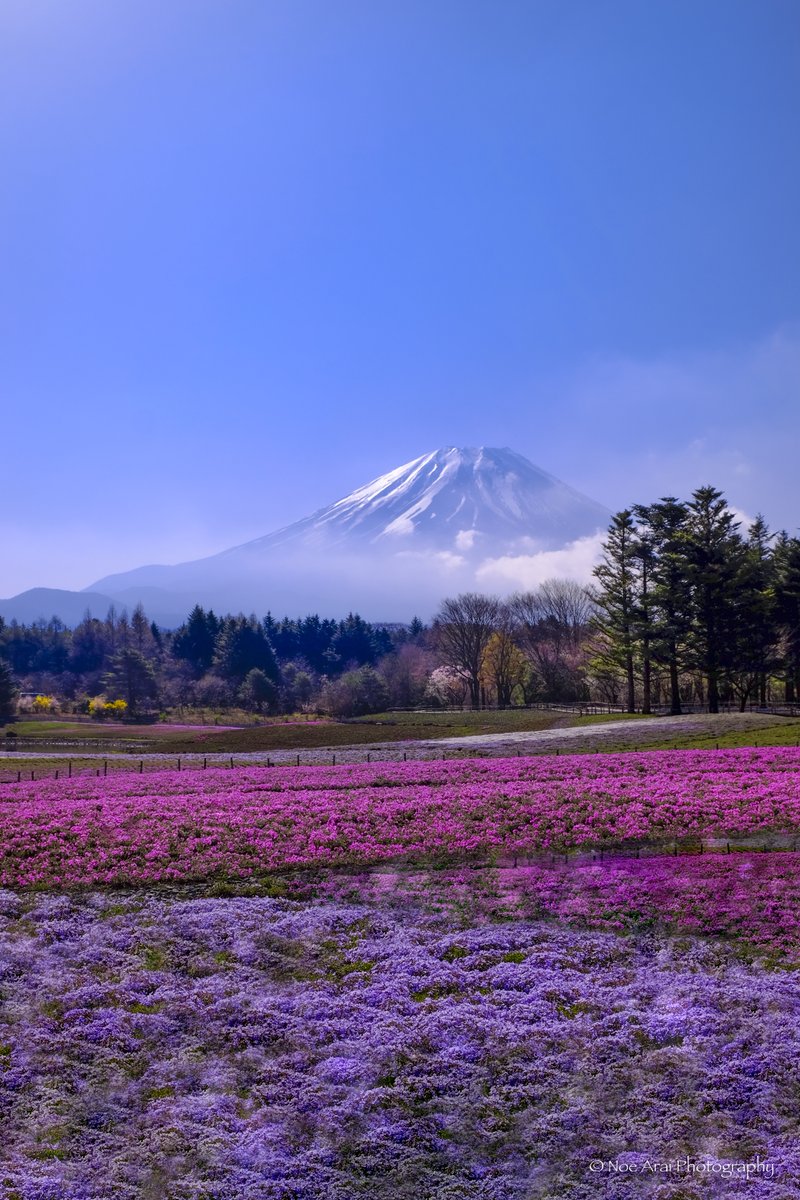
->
left=216, top=447, right=609, bottom=555
left=1, top=449, right=611, bottom=625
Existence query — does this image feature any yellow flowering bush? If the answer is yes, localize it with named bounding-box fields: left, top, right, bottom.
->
left=88, top=697, right=128, bottom=720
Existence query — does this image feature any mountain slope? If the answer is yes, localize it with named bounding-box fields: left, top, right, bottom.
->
left=1, top=449, right=610, bottom=625
left=216, top=446, right=610, bottom=557
left=91, top=447, right=609, bottom=595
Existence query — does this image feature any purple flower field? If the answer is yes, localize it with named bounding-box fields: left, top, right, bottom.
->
left=2, top=887, right=800, bottom=1199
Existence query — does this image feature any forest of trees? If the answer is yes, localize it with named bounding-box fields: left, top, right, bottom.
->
left=1, top=486, right=797, bottom=719
left=591, top=486, right=800, bottom=713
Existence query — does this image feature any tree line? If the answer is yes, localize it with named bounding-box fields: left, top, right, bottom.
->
left=1, top=483, right=797, bottom=721
left=0, top=604, right=423, bottom=721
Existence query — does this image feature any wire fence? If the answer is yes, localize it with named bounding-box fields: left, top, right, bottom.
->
left=3, top=732, right=800, bottom=787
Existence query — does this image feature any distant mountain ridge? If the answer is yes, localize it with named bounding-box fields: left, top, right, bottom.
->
left=1, top=448, right=610, bottom=625
left=0, top=588, right=118, bottom=627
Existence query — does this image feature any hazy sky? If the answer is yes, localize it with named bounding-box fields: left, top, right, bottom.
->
left=2, top=0, right=799, bottom=595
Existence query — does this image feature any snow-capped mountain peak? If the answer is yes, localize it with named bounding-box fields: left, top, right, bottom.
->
left=78, top=447, right=610, bottom=623
left=234, top=446, right=609, bottom=555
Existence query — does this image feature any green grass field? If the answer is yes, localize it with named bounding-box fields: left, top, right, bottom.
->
left=0, top=708, right=660, bottom=754
left=1, top=711, right=797, bottom=783
left=615, top=721, right=800, bottom=752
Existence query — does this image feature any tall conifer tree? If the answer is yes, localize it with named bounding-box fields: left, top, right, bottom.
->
left=592, top=510, right=639, bottom=713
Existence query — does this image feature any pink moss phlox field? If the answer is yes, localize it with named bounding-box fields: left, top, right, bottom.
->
left=2, top=890, right=800, bottom=1199
left=311, top=853, right=800, bottom=959
left=3, top=747, right=800, bottom=887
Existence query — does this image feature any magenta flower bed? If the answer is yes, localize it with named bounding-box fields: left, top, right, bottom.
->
left=310, top=852, right=800, bottom=959
left=2, top=748, right=800, bottom=887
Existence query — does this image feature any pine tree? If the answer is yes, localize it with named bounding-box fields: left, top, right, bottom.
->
left=775, top=534, right=800, bottom=702
left=173, top=606, right=218, bottom=674
left=131, top=603, right=153, bottom=656
left=592, top=511, right=639, bottom=713
left=684, top=486, right=745, bottom=713
left=632, top=528, right=655, bottom=714
left=103, top=649, right=158, bottom=715
left=728, top=516, right=778, bottom=709
left=0, top=658, right=18, bottom=723
left=213, top=616, right=280, bottom=685
left=634, top=498, right=690, bottom=715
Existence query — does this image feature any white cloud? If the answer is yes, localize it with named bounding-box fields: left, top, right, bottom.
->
left=454, top=529, right=478, bottom=551
left=396, top=549, right=467, bottom=571
left=476, top=532, right=606, bottom=591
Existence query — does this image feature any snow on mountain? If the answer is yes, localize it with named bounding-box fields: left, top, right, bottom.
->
left=0, top=448, right=613, bottom=625
left=75, top=448, right=610, bottom=621
left=217, top=446, right=610, bottom=558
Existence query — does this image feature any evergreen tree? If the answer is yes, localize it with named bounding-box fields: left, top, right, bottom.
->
left=69, top=614, right=107, bottom=674
left=632, top=528, right=655, bottom=714
left=728, top=516, right=778, bottom=709
left=775, top=534, right=800, bottom=702
left=213, top=616, right=280, bottom=685
left=103, top=649, right=159, bottom=715
left=131, top=603, right=153, bottom=656
left=592, top=511, right=639, bottom=712
left=173, top=606, right=218, bottom=674
left=633, top=498, right=690, bottom=715
left=684, top=486, right=744, bottom=713
left=331, top=613, right=380, bottom=667
left=0, top=658, right=18, bottom=723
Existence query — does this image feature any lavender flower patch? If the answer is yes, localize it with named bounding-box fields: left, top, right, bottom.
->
left=1, top=889, right=799, bottom=1199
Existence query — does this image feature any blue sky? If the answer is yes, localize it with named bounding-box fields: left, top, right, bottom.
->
left=2, top=0, right=799, bottom=594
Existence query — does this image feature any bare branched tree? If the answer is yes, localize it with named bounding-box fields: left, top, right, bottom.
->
left=510, top=579, right=595, bottom=701
left=433, top=592, right=502, bottom=709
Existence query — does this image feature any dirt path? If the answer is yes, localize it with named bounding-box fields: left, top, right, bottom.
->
left=425, top=711, right=790, bottom=752
left=2, top=712, right=794, bottom=773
